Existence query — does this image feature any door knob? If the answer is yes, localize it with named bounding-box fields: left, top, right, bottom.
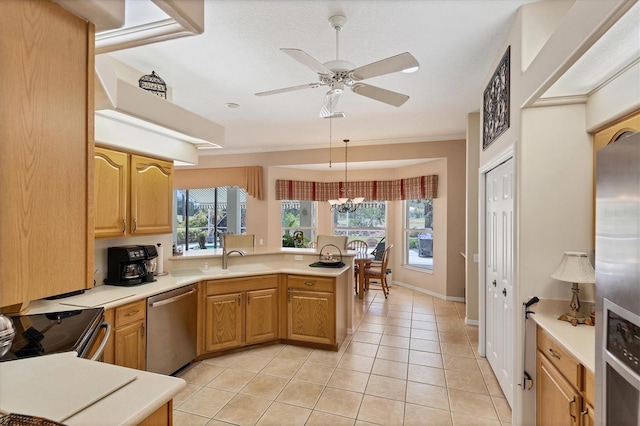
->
left=492, top=280, right=497, bottom=287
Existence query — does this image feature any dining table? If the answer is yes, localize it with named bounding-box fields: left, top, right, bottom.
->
left=354, top=252, right=375, bottom=299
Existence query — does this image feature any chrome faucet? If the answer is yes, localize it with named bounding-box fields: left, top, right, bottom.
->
left=222, top=248, right=245, bottom=269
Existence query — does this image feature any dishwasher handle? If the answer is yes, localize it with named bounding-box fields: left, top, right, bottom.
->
left=89, top=322, right=111, bottom=361
left=150, top=288, right=197, bottom=308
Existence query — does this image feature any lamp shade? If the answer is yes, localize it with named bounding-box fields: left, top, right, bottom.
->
left=551, top=252, right=595, bottom=284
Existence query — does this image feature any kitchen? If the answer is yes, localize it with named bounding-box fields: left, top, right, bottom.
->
left=1, top=0, right=639, bottom=425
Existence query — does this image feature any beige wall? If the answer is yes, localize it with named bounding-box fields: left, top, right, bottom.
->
left=181, top=139, right=466, bottom=299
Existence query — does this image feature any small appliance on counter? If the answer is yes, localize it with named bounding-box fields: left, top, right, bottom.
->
left=106, top=245, right=157, bottom=286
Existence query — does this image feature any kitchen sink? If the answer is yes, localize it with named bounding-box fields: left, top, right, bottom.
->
left=170, top=269, right=204, bottom=277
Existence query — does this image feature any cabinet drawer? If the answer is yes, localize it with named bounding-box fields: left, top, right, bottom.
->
left=287, top=275, right=334, bottom=292
left=537, top=327, right=581, bottom=389
left=115, top=300, right=146, bottom=327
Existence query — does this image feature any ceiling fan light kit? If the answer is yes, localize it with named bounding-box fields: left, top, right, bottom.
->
left=255, top=14, right=419, bottom=118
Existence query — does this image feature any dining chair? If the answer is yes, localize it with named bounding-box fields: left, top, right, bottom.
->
left=223, top=234, right=255, bottom=249
left=307, top=241, right=317, bottom=248
left=316, top=235, right=348, bottom=250
left=364, top=244, right=393, bottom=298
left=347, top=240, right=369, bottom=292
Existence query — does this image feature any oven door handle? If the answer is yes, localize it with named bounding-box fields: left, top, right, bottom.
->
left=89, top=322, right=111, bottom=361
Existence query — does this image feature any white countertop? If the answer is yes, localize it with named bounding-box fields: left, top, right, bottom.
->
left=0, top=353, right=185, bottom=425
left=531, top=299, right=595, bottom=372
left=27, top=257, right=352, bottom=315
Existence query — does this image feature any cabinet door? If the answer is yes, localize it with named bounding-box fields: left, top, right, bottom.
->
left=115, top=320, right=146, bottom=370
left=537, top=352, right=581, bottom=426
left=205, top=293, right=243, bottom=351
left=582, top=401, right=595, bottom=426
left=95, top=148, right=129, bottom=238
left=246, top=288, right=278, bottom=344
left=287, top=289, right=334, bottom=345
left=130, top=155, right=173, bottom=235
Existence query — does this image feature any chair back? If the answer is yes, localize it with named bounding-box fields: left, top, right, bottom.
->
left=347, top=240, right=368, bottom=253
left=380, top=244, right=393, bottom=270
left=371, top=238, right=386, bottom=261
left=223, top=234, right=255, bottom=249
left=317, top=235, right=348, bottom=250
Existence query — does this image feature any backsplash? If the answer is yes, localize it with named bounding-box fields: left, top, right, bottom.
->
left=94, top=234, right=173, bottom=286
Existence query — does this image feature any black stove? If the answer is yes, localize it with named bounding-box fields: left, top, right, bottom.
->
left=0, top=307, right=105, bottom=362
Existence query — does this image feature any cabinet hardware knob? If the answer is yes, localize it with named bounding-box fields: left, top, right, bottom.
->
left=547, top=348, right=560, bottom=359
left=287, top=289, right=291, bottom=302
left=133, top=219, right=137, bottom=233
left=141, top=324, right=145, bottom=338
left=122, top=219, right=126, bottom=234
left=125, top=310, right=139, bottom=316
left=238, top=294, right=241, bottom=305
left=304, top=281, right=315, bottom=286
left=568, top=397, right=576, bottom=421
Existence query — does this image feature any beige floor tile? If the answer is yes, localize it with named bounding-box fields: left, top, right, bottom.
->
left=371, top=358, right=408, bottom=380
left=315, top=387, right=364, bottom=419
left=172, top=410, right=210, bottom=425
left=179, top=387, right=235, bottom=418
left=178, top=363, right=226, bottom=386
left=434, top=307, right=458, bottom=317
left=261, top=358, right=303, bottom=378
left=230, top=353, right=274, bottom=373
left=306, top=349, right=344, bottom=368
left=346, top=341, right=380, bottom=357
left=172, top=383, right=202, bottom=408
left=484, top=371, right=506, bottom=398
left=337, top=353, right=375, bottom=373
left=278, top=345, right=314, bottom=360
left=365, top=374, right=407, bottom=401
left=246, top=344, right=286, bottom=358
left=201, top=352, right=240, bottom=368
left=239, top=373, right=289, bottom=399
left=407, top=364, right=446, bottom=386
left=376, top=346, right=409, bottom=363
left=293, top=362, right=334, bottom=385
left=380, top=334, right=410, bottom=349
left=361, top=315, right=387, bottom=325
left=357, top=394, right=405, bottom=425
left=404, top=403, right=452, bottom=425
left=413, top=313, right=436, bottom=322
left=439, top=331, right=469, bottom=344
left=388, top=310, right=412, bottom=319
left=352, top=330, right=383, bottom=345
left=327, top=368, right=371, bottom=393
left=411, top=320, right=438, bottom=331
left=492, top=395, right=512, bottom=422
left=406, top=381, right=449, bottom=410
left=256, top=402, right=311, bottom=425
left=206, top=420, right=236, bottom=426
left=410, top=338, right=441, bottom=353
left=411, top=328, right=439, bottom=341
left=442, top=354, right=481, bottom=373
left=384, top=325, right=412, bottom=337
left=409, top=350, right=443, bottom=368
left=386, top=317, right=412, bottom=328
left=451, top=412, right=502, bottom=425
left=214, top=394, right=272, bottom=426
left=276, top=379, right=325, bottom=408
left=412, top=306, right=436, bottom=315
left=357, top=322, right=386, bottom=333
left=440, top=342, right=475, bottom=358
left=306, top=410, right=355, bottom=425
left=448, top=389, right=498, bottom=420
left=445, top=369, right=488, bottom=394
left=206, top=368, right=256, bottom=392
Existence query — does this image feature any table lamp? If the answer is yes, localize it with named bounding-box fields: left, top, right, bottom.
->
left=551, top=252, right=595, bottom=326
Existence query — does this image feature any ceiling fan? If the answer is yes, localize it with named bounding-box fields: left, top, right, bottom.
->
left=255, top=15, right=419, bottom=118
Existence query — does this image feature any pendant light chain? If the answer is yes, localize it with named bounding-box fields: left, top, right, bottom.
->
left=343, top=139, right=348, bottom=194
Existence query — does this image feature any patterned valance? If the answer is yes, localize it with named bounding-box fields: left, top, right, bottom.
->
left=275, top=175, right=438, bottom=201
left=174, top=166, right=264, bottom=200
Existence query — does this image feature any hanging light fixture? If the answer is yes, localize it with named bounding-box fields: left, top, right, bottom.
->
left=328, top=139, right=365, bottom=213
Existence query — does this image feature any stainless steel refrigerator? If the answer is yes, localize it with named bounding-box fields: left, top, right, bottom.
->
left=595, top=131, right=639, bottom=425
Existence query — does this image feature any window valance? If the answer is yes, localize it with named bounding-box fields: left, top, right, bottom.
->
left=174, top=166, right=264, bottom=200
left=275, top=175, right=437, bottom=201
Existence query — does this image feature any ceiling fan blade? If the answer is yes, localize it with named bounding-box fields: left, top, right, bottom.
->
left=351, top=52, right=419, bottom=81
left=319, top=90, right=341, bottom=118
left=255, top=83, right=320, bottom=96
left=351, top=83, right=409, bottom=107
left=281, top=48, right=333, bottom=75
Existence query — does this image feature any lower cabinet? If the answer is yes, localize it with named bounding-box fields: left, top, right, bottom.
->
left=102, top=299, right=146, bottom=370
left=536, top=326, right=594, bottom=426
left=203, top=275, right=278, bottom=353
left=286, top=275, right=335, bottom=346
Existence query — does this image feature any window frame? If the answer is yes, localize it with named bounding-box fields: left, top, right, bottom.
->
left=404, top=198, right=434, bottom=271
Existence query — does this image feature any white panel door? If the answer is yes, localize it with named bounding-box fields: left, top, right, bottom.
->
left=485, top=158, right=515, bottom=407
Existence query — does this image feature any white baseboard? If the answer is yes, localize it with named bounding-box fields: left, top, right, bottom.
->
left=391, top=281, right=465, bottom=303
left=465, top=318, right=479, bottom=326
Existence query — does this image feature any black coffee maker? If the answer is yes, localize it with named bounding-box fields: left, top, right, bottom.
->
left=106, top=245, right=157, bottom=286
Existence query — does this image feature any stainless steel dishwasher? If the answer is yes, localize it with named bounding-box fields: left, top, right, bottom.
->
left=146, top=284, right=198, bottom=375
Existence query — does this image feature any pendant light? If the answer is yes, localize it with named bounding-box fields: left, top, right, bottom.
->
left=328, top=139, right=364, bottom=213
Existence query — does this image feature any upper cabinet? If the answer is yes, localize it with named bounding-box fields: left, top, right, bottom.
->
left=95, top=147, right=173, bottom=238
left=0, top=0, right=94, bottom=308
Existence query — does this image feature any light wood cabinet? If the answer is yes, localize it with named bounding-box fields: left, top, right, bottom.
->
left=0, top=0, right=94, bottom=308
left=536, top=326, right=595, bottom=426
left=103, top=300, right=146, bottom=370
left=203, top=276, right=278, bottom=353
left=94, top=147, right=173, bottom=238
left=286, top=275, right=336, bottom=347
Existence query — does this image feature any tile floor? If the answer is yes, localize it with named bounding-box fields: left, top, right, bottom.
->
left=173, top=284, right=512, bottom=425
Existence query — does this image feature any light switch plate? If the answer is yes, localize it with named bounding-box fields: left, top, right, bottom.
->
left=473, top=254, right=479, bottom=263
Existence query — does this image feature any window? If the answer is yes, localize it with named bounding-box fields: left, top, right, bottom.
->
left=333, top=201, right=386, bottom=249
left=175, top=187, right=247, bottom=251
left=281, top=200, right=316, bottom=247
left=405, top=198, right=433, bottom=270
